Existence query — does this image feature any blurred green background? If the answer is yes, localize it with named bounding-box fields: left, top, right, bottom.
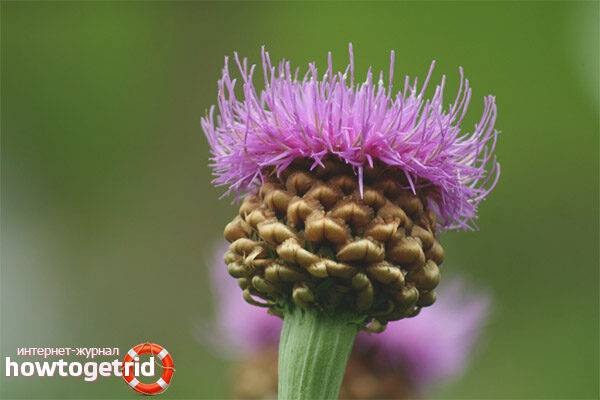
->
left=1, top=1, right=598, bottom=399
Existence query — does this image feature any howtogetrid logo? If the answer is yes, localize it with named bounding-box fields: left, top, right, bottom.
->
left=4, top=342, right=175, bottom=396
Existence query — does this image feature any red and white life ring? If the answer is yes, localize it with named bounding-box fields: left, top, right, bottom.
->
left=122, top=343, right=174, bottom=395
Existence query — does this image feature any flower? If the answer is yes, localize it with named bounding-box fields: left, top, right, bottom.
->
left=202, top=44, right=499, bottom=230
left=208, top=243, right=490, bottom=398
left=205, top=46, right=500, bottom=328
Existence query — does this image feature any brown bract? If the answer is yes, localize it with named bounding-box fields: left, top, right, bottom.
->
left=223, top=158, right=445, bottom=329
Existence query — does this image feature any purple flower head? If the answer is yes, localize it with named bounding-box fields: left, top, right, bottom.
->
left=202, top=44, right=500, bottom=229
left=210, top=242, right=490, bottom=388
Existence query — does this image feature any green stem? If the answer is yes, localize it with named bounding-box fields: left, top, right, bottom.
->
left=278, top=307, right=360, bottom=400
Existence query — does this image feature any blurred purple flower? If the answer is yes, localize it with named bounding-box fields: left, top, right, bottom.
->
left=210, top=242, right=490, bottom=389
left=210, top=242, right=281, bottom=355
left=356, top=280, right=491, bottom=388
left=202, top=44, right=499, bottom=229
